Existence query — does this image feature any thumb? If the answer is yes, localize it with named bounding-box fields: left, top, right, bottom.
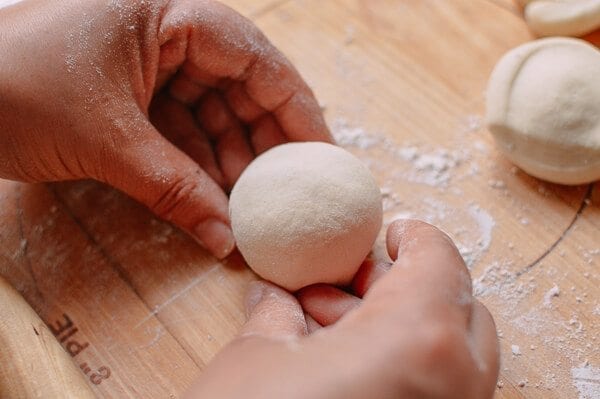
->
left=101, top=117, right=234, bottom=259
left=241, top=281, right=308, bottom=338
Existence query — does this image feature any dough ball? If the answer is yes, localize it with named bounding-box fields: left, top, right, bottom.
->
left=485, top=38, right=600, bottom=185
left=521, top=0, right=600, bottom=37
left=229, top=142, right=382, bottom=291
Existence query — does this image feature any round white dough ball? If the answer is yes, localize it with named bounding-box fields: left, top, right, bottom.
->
left=229, top=142, right=382, bottom=291
left=485, top=38, right=600, bottom=185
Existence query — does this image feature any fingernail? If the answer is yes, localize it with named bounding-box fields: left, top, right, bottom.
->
left=245, top=281, right=268, bottom=318
left=193, top=218, right=235, bottom=259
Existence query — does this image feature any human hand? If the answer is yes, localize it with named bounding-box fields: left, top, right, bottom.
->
left=0, top=0, right=331, bottom=258
left=186, top=220, right=499, bottom=399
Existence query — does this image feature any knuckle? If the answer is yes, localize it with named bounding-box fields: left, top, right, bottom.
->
left=150, top=172, right=201, bottom=222
left=419, top=323, right=465, bottom=365
left=378, top=320, right=475, bottom=397
left=416, top=322, right=480, bottom=396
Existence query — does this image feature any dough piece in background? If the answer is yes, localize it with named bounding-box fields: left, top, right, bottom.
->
left=229, top=142, right=382, bottom=292
left=486, top=37, right=600, bottom=185
left=520, top=0, right=600, bottom=37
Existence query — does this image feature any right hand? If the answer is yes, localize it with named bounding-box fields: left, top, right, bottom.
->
left=186, top=220, right=500, bottom=399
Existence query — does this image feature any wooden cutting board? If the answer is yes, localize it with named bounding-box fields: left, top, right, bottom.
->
left=0, top=1, right=598, bottom=398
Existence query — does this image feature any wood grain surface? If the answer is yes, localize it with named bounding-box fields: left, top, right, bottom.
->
left=0, top=0, right=598, bottom=398
left=0, top=274, right=95, bottom=398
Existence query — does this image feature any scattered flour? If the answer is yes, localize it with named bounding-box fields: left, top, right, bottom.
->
left=572, top=365, right=600, bottom=399
left=398, top=147, right=462, bottom=187
left=380, top=186, right=404, bottom=213
left=332, top=118, right=466, bottom=188
left=511, top=344, right=522, bottom=356
left=582, top=248, right=600, bottom=265
left=333, top=118, right=497, bottom=269
left=460, top=204, right=495, bottom=268
left=463, top=115, right=483, bottom=133
left=332, top=118, right=381, bottom=149
left=544, top=284, right=561, bottom=307
left=304, top=115, right=597, bottom=396
left=473, top=261, right=536, bottom=303
left=0, top=0, right=21, bottom=8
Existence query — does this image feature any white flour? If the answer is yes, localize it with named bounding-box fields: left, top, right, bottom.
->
left=332, top=118, right=381, bottom=150
left=544, top=284, right=561, bottom=307
left=0, top=0, right=21, bottom=8
left=331, top=114, right=597, bottom=397
left=572, top=366, right=600, bottom=399
left=332, top=117, right=495, bottom=269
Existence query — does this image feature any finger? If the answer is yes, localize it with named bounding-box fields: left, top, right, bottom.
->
left=351, top=259, right=393, bottom=298
left=224, top=82, right=312, bottom=155
left=271, top=88, right=333, bottom=144
left=196, top=91, right=242, bottom=141
left=158, top=1, right=333, bottom=143
left=101, top=112, right=234, bottom=259
left=242, top=281, right=308, bottom=338
left=149, top=95, right=226, bottom=187
left=225, top=83, right=287, bottom=155
left=168, top=70, right=209, bottom=105
left=215, top=127, right=254, bottom=190
left=180, top=61, right=222, bottom=89
left=297, top=284, right=361, bottom=327
left=362, top=220, right=473, bottom=324
left=250, top=114, right=287, bottom=155
left=468, top=300, right=500, bottom=398
left=196, top=91, right=254, bottom=188
left=225, top=81, right=266, bottom=123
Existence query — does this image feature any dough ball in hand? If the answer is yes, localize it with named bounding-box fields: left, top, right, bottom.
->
left=485, top=38, right=600, bottom=185
left=229, top=142, right=382, bottom=291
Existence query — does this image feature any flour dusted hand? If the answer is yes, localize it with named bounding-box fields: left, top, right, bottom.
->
left=0, top=0, right=331, bottom=258
left=229, top=142, right=382, bottom=291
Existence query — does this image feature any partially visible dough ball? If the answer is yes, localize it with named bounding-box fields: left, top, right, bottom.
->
left=521, top=0, right=600, bottom=37
left=230, top=142, right=382, bottom=291
left=486, top=38, right=600, bottom=185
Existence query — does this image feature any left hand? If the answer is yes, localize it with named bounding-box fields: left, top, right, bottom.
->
left=0, top=0, right=332, bottom=258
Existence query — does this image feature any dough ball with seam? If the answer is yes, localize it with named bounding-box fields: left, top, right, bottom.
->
left=486, top=38, right=600, bottom=185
